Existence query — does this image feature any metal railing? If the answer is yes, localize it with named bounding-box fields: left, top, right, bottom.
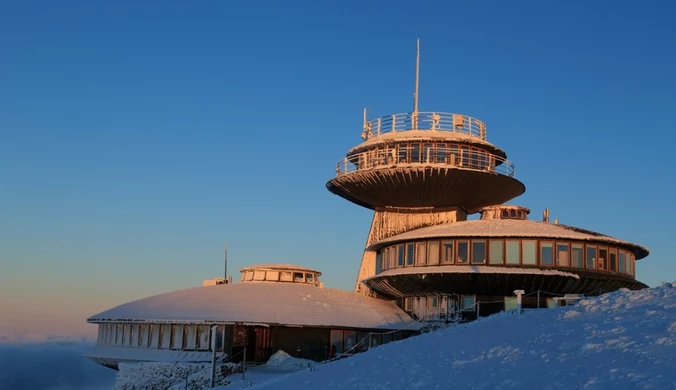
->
left=361, top=112, right=487, bottom=141
left=335, top=145, right=516, bottom=178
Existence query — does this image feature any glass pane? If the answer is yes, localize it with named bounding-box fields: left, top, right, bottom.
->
left=406, top=244, right=415, bottom=265
left=541, top=243, right=553, bottom=265
left=172, top=325, right=184, bottom=350
left=586, top=245, right=597, bottom=269
left=185, top=326, right=196, bottom=350
left=410, top=143, right=420, bottom=163
left=441, top=241, right=454, bottom=264
left=330, top=330, right=343, bottom=355
left=462, top=296, right=476, bottom=311
left=504, top=298, right=518, bottom=311
left=416, top=243, right=426, bottom=265
left=150, top=325, right=160, bottom=348
left=523, top=240, right=537, bottom=265
left=140, top=325, right=149, bottom=347
left=265, top=270, right=279, bottom=281
left=427, top=241, right=439, bottom=265
left=215, top=326, right=224, bottom=352
left=489, top=240, right=503, bottom=264
left=116, top=324, right=124, bottom=346
left=572, top=244, right=583, bottom=268
left=556, top=243, right=569, bottom=267
left=376, top=252, right=382, bottom=274
left=294, top=272, right=304, bottom=282
left=344, top=331, right=357, bottom=353
left=610, top=249, right=617, bottom=272
left=599, top=248, right=608, bottom=270
left=198, top=326, right=210, bottom=350
left=130, top=324, right=140, bottom=347
left=457, top=241, right=469, bottom=264
left=381, top=333, right=393, bottom=345
left=280, top=271, right=293, bottom=282
left=306, top=274, right=314, bottom=283
left=619, top=251, right=625, bottom=273
left=472, top=241, right=486, bottom=264
left=398, top=244, right=405, bottom=266
left=160, top=325, right=171, bottom=349
left=108, top=324, right=116, bottom=345
left=506, top=241, right=520, bottom=264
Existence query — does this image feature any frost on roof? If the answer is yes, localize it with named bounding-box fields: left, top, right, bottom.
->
left=87, top=283, right=420, bottom=331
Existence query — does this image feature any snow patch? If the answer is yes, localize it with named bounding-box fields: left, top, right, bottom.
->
left=265, top=350, right=316, bottom=370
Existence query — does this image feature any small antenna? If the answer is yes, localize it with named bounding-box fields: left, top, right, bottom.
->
left=224, top=242, right=228, bottom=282
left=413, top=38, right=421, bottom=128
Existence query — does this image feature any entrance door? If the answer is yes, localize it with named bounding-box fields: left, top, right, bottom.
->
left=253, top=327, right=271, bottom=362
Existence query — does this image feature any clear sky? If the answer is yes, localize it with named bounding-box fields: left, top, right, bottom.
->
left=1, top=0, right=674, bottom=338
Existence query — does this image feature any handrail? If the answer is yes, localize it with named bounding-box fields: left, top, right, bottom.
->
left=361, top=112, right=487, bottom=141
left=335, top=145, right=516, bottom=178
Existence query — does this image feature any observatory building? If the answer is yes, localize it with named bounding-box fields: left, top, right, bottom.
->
left=326, top=40, right=649, bottom=322
left=85, top=264, right=419, bottom=368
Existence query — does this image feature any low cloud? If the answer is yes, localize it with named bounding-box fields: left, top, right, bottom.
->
left=0, top=340, right=116, bottom=390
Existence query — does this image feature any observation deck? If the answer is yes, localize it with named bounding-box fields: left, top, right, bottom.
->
left=326, top=111, right=525, bottom=212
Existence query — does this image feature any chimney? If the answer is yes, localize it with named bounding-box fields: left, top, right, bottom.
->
left=554, top=219, right=559, bottom=225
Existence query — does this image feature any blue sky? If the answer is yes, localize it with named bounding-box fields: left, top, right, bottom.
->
left=1, top=0, right=674, bottom=336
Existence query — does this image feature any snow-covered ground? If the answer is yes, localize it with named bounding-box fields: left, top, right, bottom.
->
left=238, top=282, right=676, bottom=389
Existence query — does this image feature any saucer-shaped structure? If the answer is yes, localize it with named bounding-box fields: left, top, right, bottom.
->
left=85, top=264, right=420, bottom=368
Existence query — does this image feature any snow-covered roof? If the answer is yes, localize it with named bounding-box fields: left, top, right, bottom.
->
left=347, top=130, right=507, bottom=158
left=368, top=219, right=649, bottom=259
left=87, top=283, right=420, bottom=331
left=239, top=263, right=321, bottom=274
left=367, top=265, right=581, bottom=281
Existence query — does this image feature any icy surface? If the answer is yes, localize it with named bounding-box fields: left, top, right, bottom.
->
left=88, top=283, right=420, bottom=331
left=265, top=350, right=316, bottom=370
left=243, top=282, right=676, bottom=389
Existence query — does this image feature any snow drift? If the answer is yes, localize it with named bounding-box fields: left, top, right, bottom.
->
left=248, top=282, right=676, bottom=389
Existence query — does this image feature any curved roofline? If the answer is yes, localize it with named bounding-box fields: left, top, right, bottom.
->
left=239, top=263, right=321, bottom=275
left=346, top=130, right=507, bottom=159
left=367, top=219, right=649, bottom=260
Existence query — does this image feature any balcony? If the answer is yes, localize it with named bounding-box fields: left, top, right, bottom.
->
left=361, top=112, right=487, bottom=141
left=335, top=145, right=516, bottom=178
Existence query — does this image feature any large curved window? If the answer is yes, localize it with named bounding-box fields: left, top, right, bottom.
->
left=377, top=238, right=637, bottom=278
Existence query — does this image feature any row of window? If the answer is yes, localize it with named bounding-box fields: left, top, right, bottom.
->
left=346, top=143, right=509, bottom=175
left=240, top=270, right=320, bottom=285
left=97, top=323, right=223, bottom=351
left=376, top=239, right=636, bottom=276
left=402, top=295, right=477, bottom=312
left=329, top=329, right=406, bottom=356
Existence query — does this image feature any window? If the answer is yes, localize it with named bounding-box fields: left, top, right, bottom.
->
left=123, top=324, right=131, bottom=346
left=330, top=330, right=343, bottom=354
left=457, top=241, right=469, bottom=264
left=376, top=252, right=382, bottom=274
left=171, top=325, right=184, bottom=350
left=406, top=243, right=415, bottom=266
left=150, top=325, right=160, bottom=348
left=410, top=143, right=420, bottom=163
left=506, top=241, right=520, bottom=264
left=344, top=331, right=357, bottom=353
left=160, top=325, right=171, bottom=349
left=572, top=244, right=583, bottom=268
left=556, top=243, right=570, bottom=267
left=198, top=326, right=210, bottom=350
left=472, top=240, right=486, bottom=264
left=610, top=249, right=617, bottom=272
left=619, top=251, right=625, bottom=274
left=245, top=271, right=254, bottom=281
left=398, top=244, right=405, bottom=267
left=427, top=296, right=439, bottom=308
left=501, top=210, right=509, bottom=219
left=306, top=273, right=314, bottom=283
left=294, top=272, right=304, bottom=282
left=423, top=143, right=434, bottom=163
left=280, top=271, right=293, bottom=282
left=509, top=210, right=517, bottom=219
left=265, top=270, right=279, bottom=281
left=541, top=242, right=554, bottom=266
left=586, top=245, right=597, bottom=270
left=599, top=247, right=608, bottom=270
left=489, top=240, right=503, bottom=264
left=253, top=270, right=265, bottom=281
left=107, top=324, right=116, bottom=345
left=427, top=241, right=440, bottom=265
left=130, top=324, right=140, bottom=347
left=416, top=242, right=426, bottom=265
left=381, top=333, right=393, bottom=345
left=441, top=241, right=454, bottom=264
left=523, top=240, right=537, bottom=265
left=462, top=296, right=476, bottom=311
left=116, top=324, right=124, bottom=346
left=184, top=326, right=197, bottom=350
left=404, top=297, right=412, bottom=311
left=437, top=143, right=447, bottom=163
left=215, top=326, right=224, bottom=352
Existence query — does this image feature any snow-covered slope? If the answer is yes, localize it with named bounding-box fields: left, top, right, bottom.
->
left=248, top=282, right=676, bottom=389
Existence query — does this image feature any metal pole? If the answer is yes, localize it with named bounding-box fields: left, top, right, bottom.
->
left=537, top=290, right=540, bottom=309
left=210, top=326, right=217, bottom=388
left=413, top=38, right=420, bottom=118
left=224, top=243, right=228, bottom=282
left=242, top=346, right=247, bottom=381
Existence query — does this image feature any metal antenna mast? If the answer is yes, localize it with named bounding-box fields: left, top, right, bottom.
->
left=224, top=242, right=228, bottom=282
left=413, top=38, right=421, bottom=129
